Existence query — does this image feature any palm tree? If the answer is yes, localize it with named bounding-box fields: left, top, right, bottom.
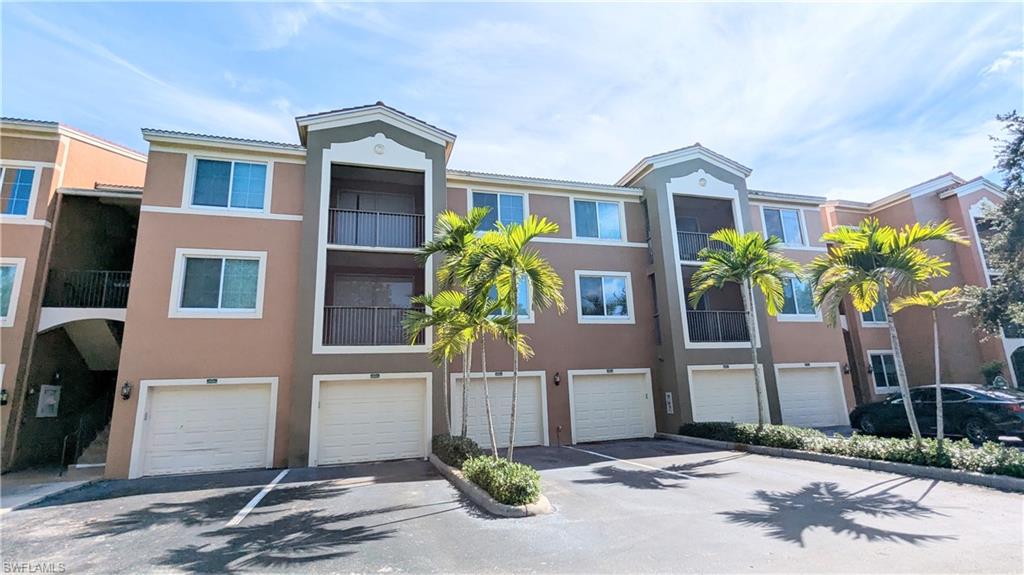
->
left=890, top=287, right=962, bottom=449
left=463, top=216, right=566, bottom=460
left=403, top=291, right=470, bottom=434
left=807, top=218, right=968, bottom=445
left=689, top=230, right=802, bottom=430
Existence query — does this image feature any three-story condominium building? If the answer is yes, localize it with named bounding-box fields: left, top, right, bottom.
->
left=0, top=104, right=1015, bottom=479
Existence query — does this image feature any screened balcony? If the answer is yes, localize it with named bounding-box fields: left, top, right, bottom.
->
left=681, top=265, right=749, bottom=343
left=321, top=251, right=424, bottom=347
left=674, top=196, right=735, bottom=261
left=327, top=164, right=425, bottom=249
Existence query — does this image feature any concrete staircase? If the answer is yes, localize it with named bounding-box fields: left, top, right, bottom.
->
left=73, top=424, right=109, bottom=468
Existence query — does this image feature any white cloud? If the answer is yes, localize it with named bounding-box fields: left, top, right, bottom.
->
left=982, top=49, right=1024, bottom=76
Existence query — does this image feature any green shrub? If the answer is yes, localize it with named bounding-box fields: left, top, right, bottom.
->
left=432, top=434, right=482, bottom=468
left=462, top=456, right=541, bottom=506
left=677, top=422, right=1024, bottom=478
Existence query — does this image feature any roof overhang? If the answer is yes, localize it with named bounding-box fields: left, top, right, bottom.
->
left=296, top=103, right=456, bottom=161
left=938, top=177, right=1006, bottom=200
left=447, top=169, right=643, bottom=198
left=748, top=189, right=826, bottom=207
left=2, top=118, right=147, bottom=163
left=617, top=143, right=753, bottom=186
left=141, top=128, right=307, bottom=159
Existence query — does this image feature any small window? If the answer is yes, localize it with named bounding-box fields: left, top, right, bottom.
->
left=578, top=272, right=632, bottom=323
left=0, top=264, right=18, bottom=321
left=471, top=192, right=524, bottom=230
left=192, top=159, right=267, bottom=210
left=172, top=250, right=265, bottom=318
left=861, top=300, right=887, bottom=324
left=487, top=275, right=531, bottom=319
left=573, top=199, right=622, bottom=240
left=763, top=207, right=804, bottom=246
left=869, top=352, right=900, bottom=392
left=1, top=167, right=35, bottom=216
left=780, top=277, right=816, bottom=317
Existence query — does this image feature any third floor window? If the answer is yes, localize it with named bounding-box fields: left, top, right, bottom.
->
left=1, top=167, right=34, bottom=216
left=763, top=207, right=804, bottom=246
left=573, top=199, right=622, bottom=240
left=472, top=191, right=523, bottom=230
left=192, top=158, right=267, bottom=210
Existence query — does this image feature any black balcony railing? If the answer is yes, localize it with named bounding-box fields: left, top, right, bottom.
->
left=687, top=310, right=750, bottom=343
left=677, top=231, right=729, bottom=261
left=323, top=306, right=424, bottom=346
left=328, top=209, right=425, bottom=249
left=44, top=270, right=131, bottom=308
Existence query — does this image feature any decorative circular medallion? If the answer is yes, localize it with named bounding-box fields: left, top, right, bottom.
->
left=374, top=144, right=386, bottom=155
left=698, top=178, right=707, bottom=187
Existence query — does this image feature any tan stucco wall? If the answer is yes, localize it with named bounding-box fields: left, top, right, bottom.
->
left=60, top=137, right=146, bottom=191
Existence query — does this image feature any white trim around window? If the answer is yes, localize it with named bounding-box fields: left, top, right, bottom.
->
left=858, top=300, right=888, bottom=329
left=0, top=162, right=45, bottom=223
left=759, top=205, right=809, bottom=248
left=180, top=151, right=275, bottom=216
left=574, top=270, right=635, bottom=324
left=866, top=349, right=901, bottom=394
left=466, top=188, right=529, bottom=230
left=168, top=248, right=267, bottom=319
left=776, top=274, right=821, bottom=322
left=0, top=257, right=26, bottom=328
left=570, top=197, right=626, bottom=243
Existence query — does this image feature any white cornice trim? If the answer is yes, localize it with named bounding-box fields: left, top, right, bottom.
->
left=447, top=170, right=642, bottom=197
left=58, top=187, right=142, bottom=200
left=143, top=131, right=307, bottom=159
left=140, top=205, right=302, bottom=221
left=2, top=120, right=147, bottom=163
left=617, top=144, right=752, bottom=186
left=938, top=177, right=1006, bottom=200
left=297, top=106, right=455, bottom=160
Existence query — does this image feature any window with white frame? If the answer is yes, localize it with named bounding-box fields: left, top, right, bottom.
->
left=488, top=275, right=531, bottom=320
left=780, top=276, right=817, bottom=318
left=869, top=351, right=900, bottom=392
left=0, top=167, right=35, bottom=216
left=192, top=159, right=268, bottom=210
left=577, top=272, right=632, bottom=322
left=763, top=207, right=804, bottom=246
left=861, top=300, right=887, bottom=324
left=172, top=250, right=265, bottom=317
left=0, top=262, right=22, bottom=326
left=471, top=191, right=524, bottom=230
left=573, top=199, right=622, bottom=240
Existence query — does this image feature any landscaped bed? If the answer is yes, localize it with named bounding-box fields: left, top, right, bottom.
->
left=678, top=422, right=1024, bottom=478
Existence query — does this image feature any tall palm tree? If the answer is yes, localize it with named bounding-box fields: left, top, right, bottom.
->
left=890, top=287, right=962, bottom=449
left=807, top=218, right=968, bottom=445
left=689, top=230, right=802, bottom=430
left=403, top=291, right=470, bottom=434
left=463, top=216, right=566, bottom=460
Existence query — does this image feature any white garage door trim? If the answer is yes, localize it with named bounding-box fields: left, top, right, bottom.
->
left=774, top=362, right=850, bottom=427
left=128, top=377, right=279, bottom=479
left=308, top=372, right=432, bottom=467
left=686, top=364, right=769, bottom=423
left=568, top=368, right=656, bottom=444
left=450, top=371, right=549, bottom=448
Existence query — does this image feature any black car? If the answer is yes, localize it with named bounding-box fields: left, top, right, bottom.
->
left=850, top=384, right=1024, bottom=444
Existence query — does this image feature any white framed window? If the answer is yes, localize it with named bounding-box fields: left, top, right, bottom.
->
left=575, top=270, right=634, bottom=324
left=778, top=276, right=819, bottom=321
left=0, top=167, right=36, bottom=217
left=0, top=258, right=26, bottom=328
left=868, top=350, right=900, bottom=393
left=487, top=275, right=534, bottom=323
left=762, top=207, right=805, bottom=246
left=169, top=248, right=267, bottom=319
left=860, top=300, right=887, bottom=326
left=572, top=199, right=623, bottom=241
left=470, top=191, right=525, bottom=230
left=191, top=158, right=269, bottom=211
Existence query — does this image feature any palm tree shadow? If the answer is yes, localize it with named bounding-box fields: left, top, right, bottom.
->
left=720, top=481, right=955, bottom=547
left=573, top=456, right=736, bottom=490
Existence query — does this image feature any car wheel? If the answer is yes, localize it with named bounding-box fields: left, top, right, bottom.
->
left=858, top=414, right=879, bottom=435
left=963, top=418, right=997, bottom=445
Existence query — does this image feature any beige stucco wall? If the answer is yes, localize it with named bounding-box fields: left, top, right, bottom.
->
left=60, top=137, right=146, bottom=190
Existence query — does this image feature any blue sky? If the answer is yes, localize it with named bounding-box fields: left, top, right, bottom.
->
left=3, top=2, right=1022, bottom=200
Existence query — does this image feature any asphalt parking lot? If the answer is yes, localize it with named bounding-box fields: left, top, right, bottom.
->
left=2, top=439, right=1021, bottom=573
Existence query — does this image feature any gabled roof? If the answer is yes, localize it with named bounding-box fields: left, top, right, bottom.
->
left=296, top=102, right=456, bottom=159
left=2, top=117, right=147, bottom=162
left=938, top=176, right=1006, bottom=200
left=141, top=128, right=306, bottom=157
left=617, top=143, right=753, bottom=186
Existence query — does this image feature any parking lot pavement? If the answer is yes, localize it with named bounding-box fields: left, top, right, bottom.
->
left=1, top=439, right=1021, bottom=573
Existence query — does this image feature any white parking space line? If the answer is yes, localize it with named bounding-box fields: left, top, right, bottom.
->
left=225, top=469, right=289, bottom=528
left=564, top=445, right=699, bottom=479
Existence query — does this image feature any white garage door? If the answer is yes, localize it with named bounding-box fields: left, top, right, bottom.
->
left=570, top=371, right=655, bottom=443
left=689, top=367, right=767, bottom=423
left=314, top=376, right=428, bottom=466
left=777, top=366, right=849, bottom=427
left=452, top=373, right=546, bottom=449
left=142, top=383, right=273, bottom=477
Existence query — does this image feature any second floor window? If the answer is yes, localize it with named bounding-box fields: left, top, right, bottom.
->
left=780, top=277, right=816, bottom=317
left=578, top=273, right=631, bottom=321
left=180, top=256, right=260, bottom=311
left=763, top=207, right=804, bottom=246
left=861, top=300, right=886, bottom=324
left=1, top=167, right=34, bottom=216
left=573, top=199, right=622, bottom=240
left=193, top=159, right=267, bottom=210
left=472, top=191, right=523, bottom=230
left=0, top=263, right=17, bottom=321
left=869, top=352, right=899, bottom=392
left=488, top=276, right=531, bottom=319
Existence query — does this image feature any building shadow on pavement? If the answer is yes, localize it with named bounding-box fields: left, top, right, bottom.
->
left=720, top=481, right=956, bottom=547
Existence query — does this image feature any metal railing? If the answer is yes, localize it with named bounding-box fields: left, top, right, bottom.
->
left=60, top=393, right=113, bottom=472
left=328, top=209, right=425, bottom=249
left=44, top=270, right=131, bottom=308
left=677, top=231, right=729, bottom=261
left=323, top=306, right=424, bottom=346
left=687, top=310, right=750, bottom=343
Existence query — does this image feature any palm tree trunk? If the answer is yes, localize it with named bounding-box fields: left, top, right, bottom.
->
left=741, top=281, right=767, bottom=430
left=880, top=285, right=922, bottom=444
left=481, top=339, right=500, bottom=457
left=461, top=344, right=472, bottom=438
left=507, top=273, right=519, bottom=461
left=933, top=310, right=944, bottom=449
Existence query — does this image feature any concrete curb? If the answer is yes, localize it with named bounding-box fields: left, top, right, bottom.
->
left=428, top=454, right=553, bottom=517
left=655, top=432, right=1024, bottom=493
left=1, top=479, right=98, bottom=515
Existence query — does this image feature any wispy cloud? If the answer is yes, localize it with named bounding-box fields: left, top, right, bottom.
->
left=982, top=49, right=1024, bottom=76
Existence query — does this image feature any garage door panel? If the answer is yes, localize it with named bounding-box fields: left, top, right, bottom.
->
left=689, top=368, right=766, bottom=424
left=777, top=367, right=849, bottom=428
left=316, top=378, right=427, bottom=466
left=452, top=375, right=545, bottom=449
left=142, top=383, right=272, bottom=477
left=571, top=372, right=654, bottom=443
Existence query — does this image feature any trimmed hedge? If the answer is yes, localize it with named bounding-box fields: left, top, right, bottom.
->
left=432, top=434, right=483, bottom=468
left=462, top=456, right=542, bottom=506
left=678, top=421, right=1024, bottom=478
